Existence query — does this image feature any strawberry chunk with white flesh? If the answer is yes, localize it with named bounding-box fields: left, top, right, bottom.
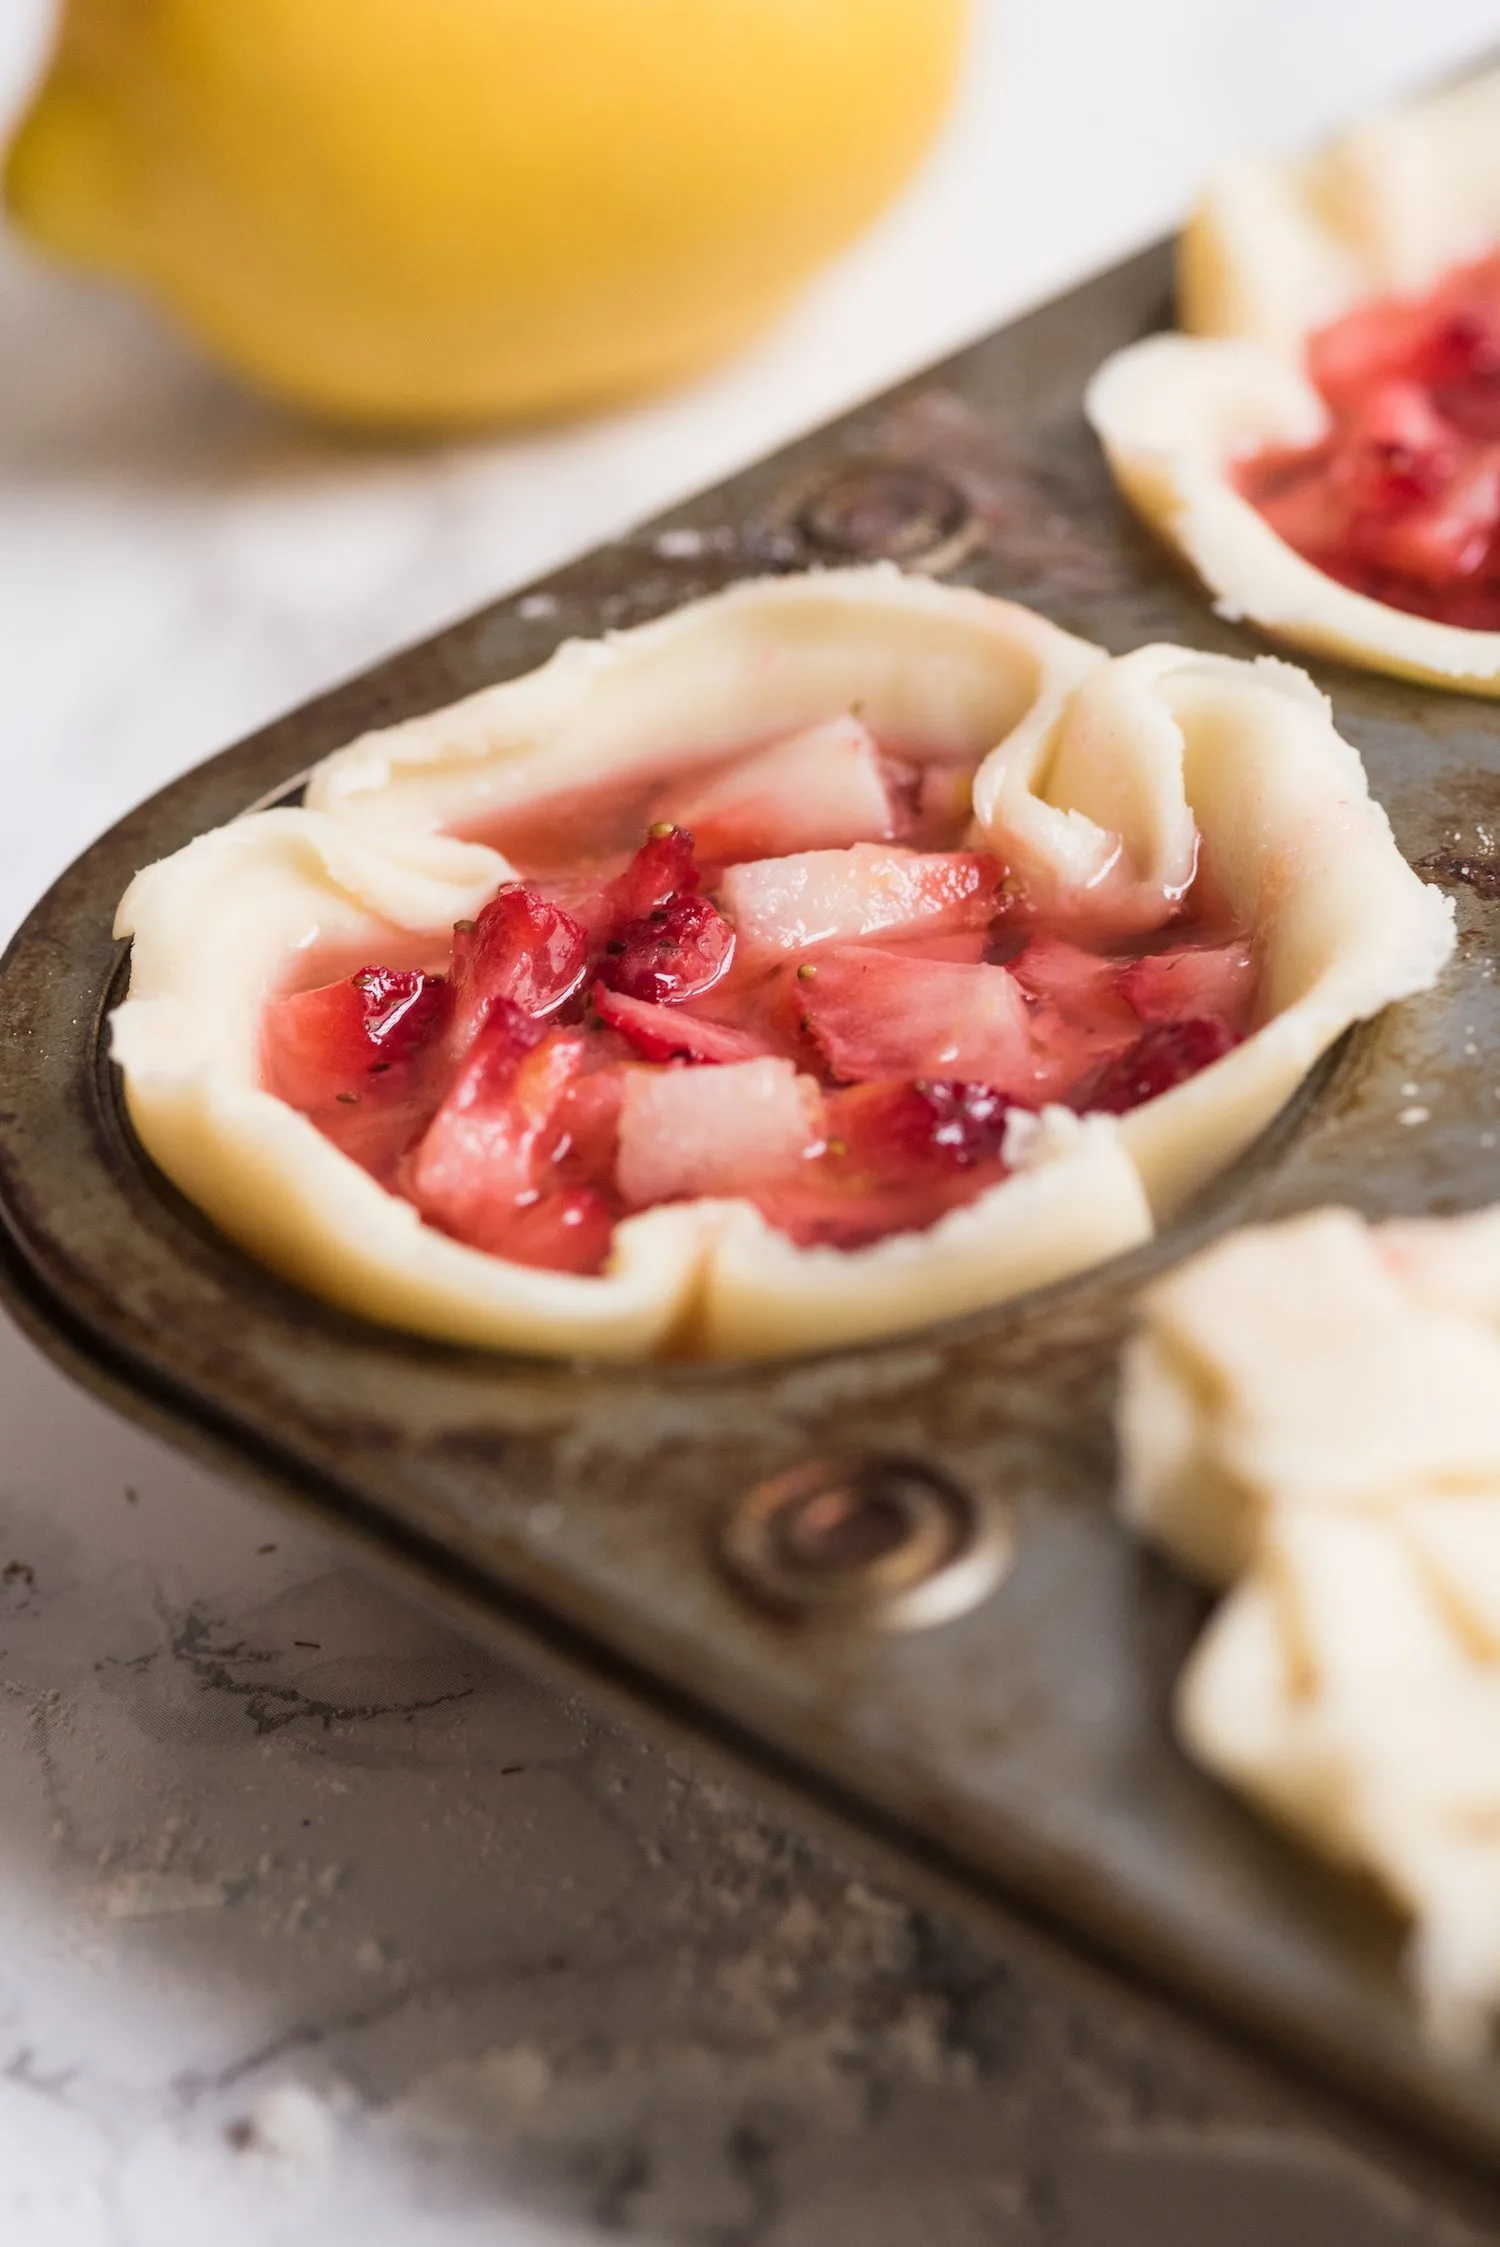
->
left=1010, top=936, right=1131, bottom=1019
left=263, top=966, right=450, bottom=1179
left=449, top=885, right=588, bottom=1054
left=658, top=718, right=898, bottom=862
left=408, top=1004, right=585, bottom=1253
left=1007, top=934, right=1140, bottom=1087
left=1118, top=937, right=1255, bottom=1030
left=615, top=1058, right=821, bottom=1209
left=796, top=946, right=1036, bottom=1092
left=265, top=966, right=449, bottom=1108
left=720, top=845, right=1003, bottom=964
left=592, top=983, right=770, bottom=1065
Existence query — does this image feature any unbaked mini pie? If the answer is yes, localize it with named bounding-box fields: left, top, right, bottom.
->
left=111, top=568, right=1452, bottom=1359
left=1088, top=66, right=1500, bottom=691
left=1121, top=1202, right=1500, bottom=2052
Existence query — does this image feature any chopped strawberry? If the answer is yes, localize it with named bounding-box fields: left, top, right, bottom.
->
left=408, top=1005, right=585, bottom=1252
left=547, top=1064, right=628, bottom=1187
left=794, top=945, right=1036, bottom=1091
left=749, top=1079, right=1013, bottom=1249
left=1426, top=307, right=1500, bottom=440
left=1118, top=938, right=1255, bottom=1030
left=596, top=890, right=736, bottom=1004
left=1080, top=1017, right=1240, bottom=1115
left=615, top=1057, right=820, bottom=1208
left=657, top=717, right=897, bottom=862
left=720, top=844, right=1004, bottom=964
left=492, top=1188, right=615, bottom=1276
left=263, top=965, right=450, bottom=1178
left=879, top=929, right=990, bottom=965
left=449, top=885, right=588, bottom=1053
left=604, top=824, right=700, bottom=920
left=1309, top=293, right=1436, bottom=405
left=828, top=1078, right=1013, bottom=1172
left=265, top=965, right=449, bottom=1104
left=592, top=983, right=770, bottom=1065
left=1010, top=936, right=1133, bottom=1017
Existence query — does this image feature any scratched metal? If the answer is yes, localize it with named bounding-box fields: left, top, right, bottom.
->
left=3, top=240, right=1500, bottom=2177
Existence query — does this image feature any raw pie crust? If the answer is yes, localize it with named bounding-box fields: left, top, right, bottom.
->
left=1087, top=66, right=1500, bottom=691
left=1121, top=1204, right=1500, bottom=2053
left=112, top=568, right=1452, bottom=1360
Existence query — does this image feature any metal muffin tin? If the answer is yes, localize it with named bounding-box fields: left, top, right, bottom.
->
left=4, top=238, right=1500, bottom=2176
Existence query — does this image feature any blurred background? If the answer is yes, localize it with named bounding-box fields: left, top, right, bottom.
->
left=1, top=4, right=1499, bottom=2242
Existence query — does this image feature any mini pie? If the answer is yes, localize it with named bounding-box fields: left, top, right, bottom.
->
left=112, top=567, right=1453, bottom=1361
left=1088, top=65, right=1500, bottom=691
left=1121, top=1204, right=1500, bottom=2053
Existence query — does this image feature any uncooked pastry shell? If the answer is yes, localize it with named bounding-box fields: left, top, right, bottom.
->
left=1086, top=66, right=1500, bottom=693
left=111, top=567, right=1453, bottom=1360
left=1120, top=1205, right=1500, bottom=2052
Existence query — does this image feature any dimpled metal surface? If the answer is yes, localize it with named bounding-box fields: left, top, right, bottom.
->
left=3, top=241, right=1500, bottom=2183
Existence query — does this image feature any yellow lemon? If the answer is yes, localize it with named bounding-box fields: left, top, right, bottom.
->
left=5, top=0, right=969, bottom=428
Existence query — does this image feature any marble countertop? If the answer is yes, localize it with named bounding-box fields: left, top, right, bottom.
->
left=4, top=4, right=1500, bottom=2240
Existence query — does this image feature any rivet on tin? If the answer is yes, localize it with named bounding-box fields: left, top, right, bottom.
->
left=717, top=1454, right=1011, bottom=1631
left=794, top=459, right=981, bottom=573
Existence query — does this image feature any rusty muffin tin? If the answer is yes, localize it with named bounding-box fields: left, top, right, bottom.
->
left=4, top=239, right=1500, bottom=2179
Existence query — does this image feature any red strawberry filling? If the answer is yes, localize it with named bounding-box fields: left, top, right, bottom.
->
left=263, top=739, right=1255, bottom=1277
left=1236, top=248, right=1500, bottom=628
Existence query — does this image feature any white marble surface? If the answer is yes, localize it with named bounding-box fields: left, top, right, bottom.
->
left=3, top=4, right=1500, bottom=2240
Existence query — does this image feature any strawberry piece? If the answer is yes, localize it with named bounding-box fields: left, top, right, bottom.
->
left=604, top=824, right=700, bottom=920
left=720, top=844, right=1004, bottom=965
left=827, top=1078, right=1013, bottom=1173
left=1080, top=1017, right=1239, bottom=1115
left=492, top=1188, right=615, bottom=1276
left=796, top=945, right=1035, bottom=1090
left=596, top=892, right=736, bottom=1004
left=265, top=966, right=449, bottom=1105
left=408, top=1005, right=585, bottom=1252
left=449, top=885, right=588, bottom=1053
left=658, top=718, right=897, bottom=862
left=592, top=983, right=769, bottom=1065
left=1118, top=938, right=1255, bottom=1030
left=615, top=1057, right=820, bottom=1208
left=1427, top=307, right=1500, bottom=440
left=879, top=929, right=990, bottom=964
left=263, top=965, right=450, bottom=1178
left=748, top=1078, right=1013, bottom=1249
left=1010, top=936, right=1133, bottom=1016
left=546, top=1064, right=629, bottom=1191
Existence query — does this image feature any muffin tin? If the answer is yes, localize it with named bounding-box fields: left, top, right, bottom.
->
left=4, top=235, right=1500, bottom=2174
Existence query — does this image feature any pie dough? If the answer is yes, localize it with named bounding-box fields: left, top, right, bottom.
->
left=112, top=567, right=1452, bottom=1360
left=1087, top=66, right=1500, bottom=691
left=1121, top=1203, right=1500, bottom=2052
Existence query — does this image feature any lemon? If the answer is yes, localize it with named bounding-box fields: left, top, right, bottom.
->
left=5, top=0, right=968, bottom=429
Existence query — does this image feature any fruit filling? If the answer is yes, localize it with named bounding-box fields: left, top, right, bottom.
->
left=262, top=723, right=1254, bottom=1275
left=1235, top=248, right=1500, bottom=629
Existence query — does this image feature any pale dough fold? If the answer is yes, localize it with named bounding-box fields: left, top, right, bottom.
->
left=1086, top=66, right=1500, bottom=693
left=1120, top=1205, right=1500, bottom=2053
left=112, top=568, right=1451, bottom=1360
